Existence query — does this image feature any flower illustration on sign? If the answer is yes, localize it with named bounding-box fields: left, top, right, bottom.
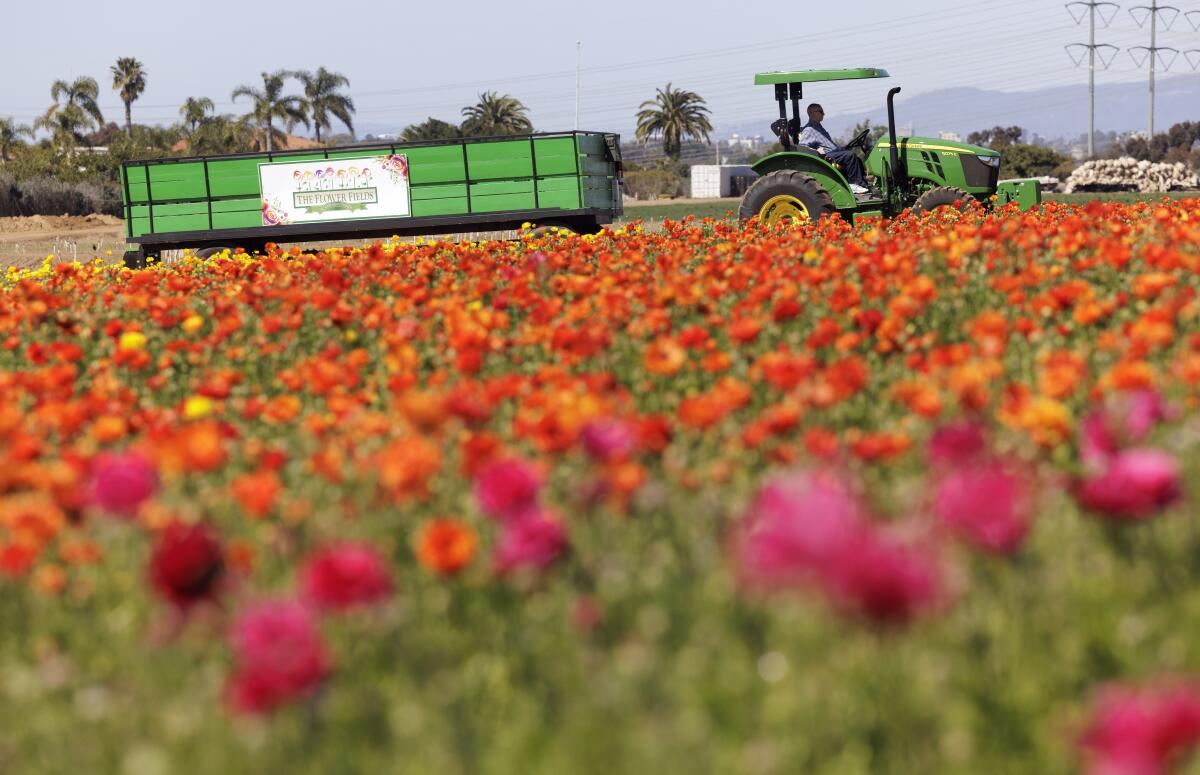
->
left=381, top=154, right=409, bottom=185
left=261, top=196, right=291, bottom=226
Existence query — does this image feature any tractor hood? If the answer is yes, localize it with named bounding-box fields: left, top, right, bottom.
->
left=875, top=136, right=999, bottom=158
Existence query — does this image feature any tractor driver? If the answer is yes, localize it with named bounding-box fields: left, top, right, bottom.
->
left=799, top=104, right=870, bottom=195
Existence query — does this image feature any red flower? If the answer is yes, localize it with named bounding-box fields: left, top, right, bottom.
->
left=149, top=521, right=224, bottom=609
left=226, top=599, right=331, bottom=714
left=299, top=542, right=393, bottom=613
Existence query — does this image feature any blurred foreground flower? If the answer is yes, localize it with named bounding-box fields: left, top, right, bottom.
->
left=299, top=543, right=393, bottom=613
left=1080, top=680, right=1200, bottom=775
left=493, top=509, right=568, bottom=575
left=85, top=451, right=158, bottom=517
left=149, top=521, right=224, bottom=610
left=474, top=457, right=541, bottom=522
left=1077, top=448, right=1182, bottom=521
left=736, top=469, right=945, bottom=624
left=932, top=462, right=1032, bottom=555
left=226, top=599, right=331, bottom=714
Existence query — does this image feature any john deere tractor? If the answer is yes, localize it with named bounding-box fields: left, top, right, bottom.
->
left=739, top=68, right=1041, bottom=226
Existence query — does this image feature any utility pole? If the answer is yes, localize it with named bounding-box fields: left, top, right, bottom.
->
left=575, top=41, right=582, bottom=131
left=1129, top=0, right=1180, bottom=138
left=1066, top=1, right=1120, bottom=158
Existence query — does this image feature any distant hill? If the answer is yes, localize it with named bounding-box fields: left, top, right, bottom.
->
left=718, top=73, right=1200, bottom=143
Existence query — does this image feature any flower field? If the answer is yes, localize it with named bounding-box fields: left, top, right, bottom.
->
left=3, top=200, right=1200, bottom=774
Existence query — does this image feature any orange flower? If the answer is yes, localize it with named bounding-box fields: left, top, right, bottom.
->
left=414, top=518, right=477, bottom=576
left=643, top=337, right=686, bottom=376
left=231, top=470, right=282, bottom=519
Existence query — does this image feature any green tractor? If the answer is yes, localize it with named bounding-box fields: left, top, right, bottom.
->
left=739, top=68, right=1041, bottom=226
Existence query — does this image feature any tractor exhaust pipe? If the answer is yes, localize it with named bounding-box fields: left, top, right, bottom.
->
left=886, top=87, right=904, bottom=191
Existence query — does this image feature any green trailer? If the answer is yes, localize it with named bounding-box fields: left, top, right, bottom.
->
left=119, top=131, right=623, bottom=267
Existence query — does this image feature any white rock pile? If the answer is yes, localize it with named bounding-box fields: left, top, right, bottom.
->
left=1063, top=158, right=1199, bottom=194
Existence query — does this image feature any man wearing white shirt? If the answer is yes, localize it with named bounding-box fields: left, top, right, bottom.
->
left=798, top=104, right=871, bottom=196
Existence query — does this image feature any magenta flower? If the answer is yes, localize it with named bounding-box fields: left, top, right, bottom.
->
left=1081, top=390, right=1173, bottom=469
left=736, top=468, right=945, bottom=625
left=492, top=509, right=568, bottom=575
left=933, top=463, right=1032, bottom=554
left=579, top=419, right=636, bottom=463
left=1076, top=448, right=1182, bottom=521
left=927, top=420, right=988, bottom=467
left=226, top=599, right=331, bottom=714
left=1080, top=680, right=1200, bottom=775
left=86, top=450, right=158, bottom=517
left=299, top=542, right=393, bottom=614
left=473, top=457, right=542, bottom=522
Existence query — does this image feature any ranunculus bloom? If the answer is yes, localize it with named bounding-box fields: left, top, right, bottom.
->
left=226, top=599, right=331, bottom=714
left=473, top=457, right=541, bottom=522
left=86, top=451, right=158, bottom=517
left=1080, top=390, right=1173, bottom=469
left=825, top=529, right=945, bottom=625
left=933, top=463, right=1032, bottom=554
left=579, top=419, right=636, bottom=463
left=299, top=542, right=393, bottom=613
left=414, top=518, right=477, bottom=576
left=1080, top=681, right=1200, bottom=775
left=1076, top=448, right=1182, bottom=521
left=736, top=470, right=869, bottom=588
left=736, top=469, right=945, bottom=624
left=927, top=420, right=988, bottom=467
left=492, top=510, right=568, bottom=575
left=149, top=521, right=224, bottom=609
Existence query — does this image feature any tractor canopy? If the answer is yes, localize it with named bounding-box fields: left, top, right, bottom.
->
left=754, top=68, right=890, bottom=85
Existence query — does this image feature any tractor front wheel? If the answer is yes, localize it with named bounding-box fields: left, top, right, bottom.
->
left=739, top=171, right=836, bottom=227
left=912, top=186, right=974, bottom=215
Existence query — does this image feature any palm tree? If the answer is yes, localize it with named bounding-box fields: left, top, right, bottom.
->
left=111, top=57, right=147, bottom=136
left=298, top=68, right=354, bottom=144
left=0, top=118, right=34, bottom=163
left=231, top=71, right=308, bottom=153
left=460, top=92, right=532, bottom=137
left=400, top=117, right=462, bottom=143
left=635, top=83, right=713, bottom=160
left=36, top=77, right=104, bottom=148
left=189, top=114, right=256, bottom=155
left=180, top=97, right=215, bottom=133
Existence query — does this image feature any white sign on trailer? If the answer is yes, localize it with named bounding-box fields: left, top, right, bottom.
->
left=258, top=154, right=411, bottom=226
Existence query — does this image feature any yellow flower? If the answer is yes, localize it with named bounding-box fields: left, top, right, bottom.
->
left=181, top=315, right=204, bottom=334
left=118, top=331, right=147, bottom=351
left=183, top=395, right=214, bottom=420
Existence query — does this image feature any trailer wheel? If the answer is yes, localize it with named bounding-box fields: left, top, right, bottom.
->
left=912, top=186, right=974, bottom=215
left=193, top=246, right=236, bottom=260
left=123, top=249, right=147, bottom=269
left=739, top=171, right=836, bottom=227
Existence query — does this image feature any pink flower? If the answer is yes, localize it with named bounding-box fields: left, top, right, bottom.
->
left=825, top=529, right=945, bottom=625
left=86, top=451, right=158, bottom=517
left=580, top=419, right=636, bottom=463
left=933, top=463, right=1032, bottom=554
left=1076, top=448, right=1182, bottom=521
left=299, top=543, right=393, bottom=613
left=1081, top=390, right=1173, bottom=469
left=226, top=599, right=331, bottom=714
left=736, top=469, right=945, bottom=624
left=473, top=457, right=542, bottom=522
left=927, top=421, right=988, bottom=467
left=492, top=510, right=568, bottom=575
left=1081, top=681, right=1200, bottom=775
left=736, top=470, right=869, bottom=588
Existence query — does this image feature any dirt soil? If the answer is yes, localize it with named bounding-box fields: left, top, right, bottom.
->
left=0, top=215, right=127, bottom=269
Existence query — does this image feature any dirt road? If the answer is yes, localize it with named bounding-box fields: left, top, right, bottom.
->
left=0, top=215, right=126, bottom=269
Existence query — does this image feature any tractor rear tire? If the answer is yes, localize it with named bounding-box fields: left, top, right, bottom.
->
left=739, top=170, right=836, bottom=227
left=912, top=186, right=974, bottom=215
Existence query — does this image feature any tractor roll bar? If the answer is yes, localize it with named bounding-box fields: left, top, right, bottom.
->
left=886, top=87, right=906, bottom=191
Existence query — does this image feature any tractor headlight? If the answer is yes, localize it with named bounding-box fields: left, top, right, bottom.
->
left=977, top=155, right=1001, bottom=168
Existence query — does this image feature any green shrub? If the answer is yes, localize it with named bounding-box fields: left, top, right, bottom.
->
left=0, top=173, right=120, bottom=217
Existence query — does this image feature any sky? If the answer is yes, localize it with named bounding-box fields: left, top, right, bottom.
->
left=3, top=0, right=1199, bottom=141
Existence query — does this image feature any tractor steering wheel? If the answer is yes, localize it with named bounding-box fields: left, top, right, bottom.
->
left=843, top=127, right=873, bottom=153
